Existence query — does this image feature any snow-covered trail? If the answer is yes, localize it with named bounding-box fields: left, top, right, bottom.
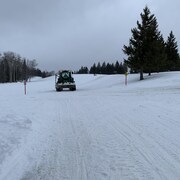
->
left=1, top=73, right=180, bottom=180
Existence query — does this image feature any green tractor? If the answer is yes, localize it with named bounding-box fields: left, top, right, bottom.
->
left=55, top=70, right=76, bottom=91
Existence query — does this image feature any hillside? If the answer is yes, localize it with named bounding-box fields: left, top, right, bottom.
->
left=0, top=72, right=180, bottom=180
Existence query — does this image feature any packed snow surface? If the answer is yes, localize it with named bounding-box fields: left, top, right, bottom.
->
left=0, top=72, right=180, bottom=180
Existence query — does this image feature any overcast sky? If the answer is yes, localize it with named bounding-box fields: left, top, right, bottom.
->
left=0, top=0, right=180, bottom=71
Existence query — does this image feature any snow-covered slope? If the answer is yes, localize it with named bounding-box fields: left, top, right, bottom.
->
left=0, top=72, right=180, bottom=180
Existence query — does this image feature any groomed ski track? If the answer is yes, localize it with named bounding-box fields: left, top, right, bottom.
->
left=1, top=73, right=180, bottom=180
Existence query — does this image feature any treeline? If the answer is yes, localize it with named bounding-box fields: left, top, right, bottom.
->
left=77, top=6, right=180, bottom=78
left=123, top=6, right=180, bottom=80
left=0, top=51, right=52, bottom=83
left=77, top=61, right=127, bottom=74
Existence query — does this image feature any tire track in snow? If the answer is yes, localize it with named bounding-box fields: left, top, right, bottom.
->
left=49, top=96, right=89, bottom=180
left=21, top=95, right=90, bottom=180
left=107, top=100, right=180, bottom=180
left=6, top=74, right=180, bottom=180
left=79, top=94, right=180, bottom=180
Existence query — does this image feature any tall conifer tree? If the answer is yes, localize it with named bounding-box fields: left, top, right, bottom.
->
left=165, top=31, right=180, bottom=71
left=123, top=6, right=162, bottom=80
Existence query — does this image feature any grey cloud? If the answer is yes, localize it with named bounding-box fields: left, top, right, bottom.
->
left=0, top=0, right=180, bottom=71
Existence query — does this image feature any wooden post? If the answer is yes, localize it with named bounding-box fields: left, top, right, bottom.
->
left=24, top=80, right=26, bottom=95
left=125, top=72, right=128, bottom=85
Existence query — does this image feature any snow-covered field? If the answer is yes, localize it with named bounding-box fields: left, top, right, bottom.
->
left=0, top=72, right=180, bottom=180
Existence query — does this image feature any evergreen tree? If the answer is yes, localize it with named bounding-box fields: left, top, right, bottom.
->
left=176, top=59, right=180, bottom=71
left=96, top=62, right=101, bottom=74
left=154, top=34, right=167, bottom=72
left=77, top=66, right=89, bottom=74
left=122, top=62, right=128, bottom=74
left=89, top=63, right=97, bottom=74
left=165, top=31, right=180, bottom=71
left=111, top=63, right=115, bottom=74
left=105, top=63, right=115, bottom=74
left=123, top=6, right=162, bottom=80
left=88, top=61, right=127, bottom=75
left=101, top=62, right=106, bottom=74
left=115, top=61, right=120, bottom=73
left=106, top=63, right=111, bottom=74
